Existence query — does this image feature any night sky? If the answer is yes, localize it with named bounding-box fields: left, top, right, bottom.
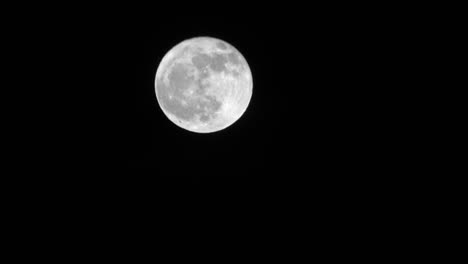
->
left=9, top=5, right=406, bottom=228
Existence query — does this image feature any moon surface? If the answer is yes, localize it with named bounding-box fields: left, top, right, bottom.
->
left=155, top=37, right=253, bottom=133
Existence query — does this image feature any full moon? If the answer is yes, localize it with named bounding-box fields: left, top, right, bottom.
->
left=155, top=37, right=253, bottom=133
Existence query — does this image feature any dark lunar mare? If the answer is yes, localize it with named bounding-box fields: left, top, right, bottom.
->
left=216, top=41, right=228, bottom=50
left=167, top=63, right=193, bottom=94
left=191, top=52, right=229, bottom=73
left=191, top=53, right=211, bottom=70
left=157, top=60, right=223, bottom=123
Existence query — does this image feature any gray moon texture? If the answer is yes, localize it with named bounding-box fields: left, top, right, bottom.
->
left=155, top=37, right=253, bottom=133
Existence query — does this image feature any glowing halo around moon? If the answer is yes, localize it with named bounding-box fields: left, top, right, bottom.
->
left=154, top=37, right=253, bottom=133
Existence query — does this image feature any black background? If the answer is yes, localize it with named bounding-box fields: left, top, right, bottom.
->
left=11, top=6, right=403, bottom=198
left=6, top=4, right=419, bottom=248
left=3, top=3, right=451, bottom=257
